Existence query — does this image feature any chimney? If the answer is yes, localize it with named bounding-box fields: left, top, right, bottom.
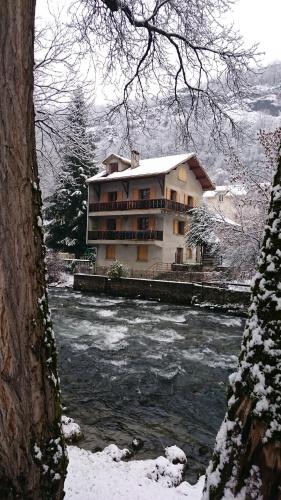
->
left=131, top=150, right=140, bottom=169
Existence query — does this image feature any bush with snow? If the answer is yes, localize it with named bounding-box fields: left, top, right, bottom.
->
left=107, top=260, right=129, bottom=279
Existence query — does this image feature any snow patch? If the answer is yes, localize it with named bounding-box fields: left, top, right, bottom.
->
left=65, top=445, right=204, bottom=499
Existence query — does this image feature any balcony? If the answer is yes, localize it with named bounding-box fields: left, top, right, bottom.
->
left=88, top=230, right=163, bottom=241
left=89, top=198, right=192, bottom=213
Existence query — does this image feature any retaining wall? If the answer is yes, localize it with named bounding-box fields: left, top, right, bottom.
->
left=73, top=274, right=251, bottom=311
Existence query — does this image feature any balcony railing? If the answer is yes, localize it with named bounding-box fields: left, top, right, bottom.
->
left=88, top=230, right=163, bottom=241
left=89, top=198, right=192, bottom=213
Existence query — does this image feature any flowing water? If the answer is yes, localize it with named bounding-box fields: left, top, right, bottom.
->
left=50, top=288, right=244, bottom=482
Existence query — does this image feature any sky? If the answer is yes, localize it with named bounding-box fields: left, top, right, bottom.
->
left=36, top=0, right=281, bottom=66
left=232, top=0, right=281, bottom=64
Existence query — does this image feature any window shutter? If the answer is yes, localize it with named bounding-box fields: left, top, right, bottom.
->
left=137, top=245, right=148, bottom=261
left=106, top=245, right=116, bottom=260
left=101, top=192, right=107, bottom=202
left=149, top=216, right=156, bottom=230
left=132, top=189, right=139, bottom=200
left=184, top=221, right=189, bottom=233
left=150, top=187, right=156, bottom=200
left=173, top=220, right=178, bottom=234
left=117, top=191, right=123, bottom=201
left=101, top=219, right=107, bottom=231
left=116, top=217, right=122, bottom=231
left=132, top=217, right=138, bottom=231
left=166, top=187, right=170, bottom=200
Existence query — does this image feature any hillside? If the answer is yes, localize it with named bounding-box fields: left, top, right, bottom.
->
left=90, top=63, right=281, bottom=183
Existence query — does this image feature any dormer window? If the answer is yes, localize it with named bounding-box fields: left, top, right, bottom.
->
left=109, top=162, right=118, bottom=174
left=218, top=194, right=224, bottom=202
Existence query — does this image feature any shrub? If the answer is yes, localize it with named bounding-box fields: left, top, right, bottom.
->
left=107, top=260, right=129, bottom=278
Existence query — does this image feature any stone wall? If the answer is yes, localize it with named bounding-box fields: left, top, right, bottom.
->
left=74, top=274, right=251, bottom=311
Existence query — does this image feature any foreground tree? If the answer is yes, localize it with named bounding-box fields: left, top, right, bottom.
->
left=0, top=2, right=67, bottom=498
left=45, top=88, right=97, bottom=256
left=203, top=129, right=281, bottom=499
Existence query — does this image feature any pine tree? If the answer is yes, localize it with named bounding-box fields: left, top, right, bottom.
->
left=203, top=129, right=281, bottom=499
left=45, top=88, right=97, bottom=257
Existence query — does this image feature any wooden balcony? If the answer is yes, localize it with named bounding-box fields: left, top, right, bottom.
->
left=89, top=198, right=192, bottom=213
left=88, top=230, right=164, bottom=241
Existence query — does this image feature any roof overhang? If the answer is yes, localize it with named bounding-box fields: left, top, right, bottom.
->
left=186, top=156, right=215, bottom=191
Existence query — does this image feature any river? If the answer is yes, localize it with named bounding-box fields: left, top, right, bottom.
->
left=50, top=288, right=244, bottom=482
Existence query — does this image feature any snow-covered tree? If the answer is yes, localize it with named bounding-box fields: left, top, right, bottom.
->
left=203, top=128, right=281, bottom=499
left=45, top=88, right=97, bottom=256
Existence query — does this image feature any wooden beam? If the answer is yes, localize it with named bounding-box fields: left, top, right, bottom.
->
left=122, top=180, right=129, bottom=198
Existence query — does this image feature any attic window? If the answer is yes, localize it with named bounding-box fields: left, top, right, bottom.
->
left=109, top=162, right=118, bottom=174
left=218, top=194, right=224, bottom=202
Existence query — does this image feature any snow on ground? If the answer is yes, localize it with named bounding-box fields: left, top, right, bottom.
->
left=65, top=444, right=204, bottom=500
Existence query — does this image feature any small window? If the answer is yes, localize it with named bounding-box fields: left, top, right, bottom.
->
left=178, top=221, right=185, bottom=235
left=108, top=191, right=117, bottom=202
left=109, top=162, right=118, bottom=174
left=170, top=189, right=177, bottom=202
left=106, top=218, right=116, bottom=231
left=139, top=188, right=150, bottom=200
left=137, top=245, right=148, bottom=261
left=106, top=245, right=116, bottom=260
left=178, top=166, right=187, bottom=182
left=218, top=194, right=224, bottom=202
left=138, top=217, right=149, bottom=230
left=187, top=196, right=194, bottom=208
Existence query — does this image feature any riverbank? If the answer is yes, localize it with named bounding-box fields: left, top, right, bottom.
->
left=73, top=274, right=250, bottom=315
left=65, top=444, right=204, bottom=499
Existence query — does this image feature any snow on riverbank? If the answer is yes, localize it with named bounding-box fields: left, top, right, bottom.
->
left=65, top=444, right=204, bottom=499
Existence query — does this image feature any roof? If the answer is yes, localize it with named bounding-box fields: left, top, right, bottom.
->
left=87, top=153, right=215, bottom=191
left=203, top=185, right=247, bottom=199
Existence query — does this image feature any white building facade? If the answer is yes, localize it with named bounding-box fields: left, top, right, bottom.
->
left=87, top=152, right=215, bottom=272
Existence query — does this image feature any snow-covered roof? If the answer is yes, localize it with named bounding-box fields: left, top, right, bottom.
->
left=87, top=153, right=215, bottom=191
left=203, top=185, right=247, bottom=199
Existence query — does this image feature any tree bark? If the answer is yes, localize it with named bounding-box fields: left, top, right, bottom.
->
left=0, top=2, right=67, bottom=498
left=203, top=140, right=281, bottom=499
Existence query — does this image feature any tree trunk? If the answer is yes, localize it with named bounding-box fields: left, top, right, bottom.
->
left=0, top=2, right=67, bottom=498
left=203, top=141, right=281, bottom=499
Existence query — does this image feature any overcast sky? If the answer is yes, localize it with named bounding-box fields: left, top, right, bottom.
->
left=232, top=0, right=280, bottom=63
left=36, top=0, right=280, bottom=65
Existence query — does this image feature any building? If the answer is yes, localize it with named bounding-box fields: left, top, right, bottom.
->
left=203, top=185, right=247, bottom=221
left=86, top=151, right=215, bottom=272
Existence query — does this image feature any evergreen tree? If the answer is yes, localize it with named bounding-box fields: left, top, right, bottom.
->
left=203, top=129, right=281, bottom=499
left=45, top=88, right=97, bottom=256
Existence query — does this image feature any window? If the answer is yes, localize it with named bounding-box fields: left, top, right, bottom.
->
left=170, top=189, right=177, bottom=202
left=178, top=221, right=185, bottom=235
left=108, top=191, right=117, bottom=202
left=178, top=166, right=187, bottom=182
left=218, top=194, right=224, bottom=202
left=106, top=218, right=116, bottom=230
left=173, top=220, right=185, bottom=235
left=109, top=162, right=118, bottom=174
left=105, top=245, right=116, bottom=260
left=137, top=245, right=148, bottom=261
left=138, top=217, right=149, bottom=230
left=187, top=196, right=194, bottom=208
left=139, top=188, right=150, bottom=200
left=186, top=247, right=193, bottom=259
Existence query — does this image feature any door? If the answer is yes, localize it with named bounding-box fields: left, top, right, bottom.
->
left=175, top=248, right=183, bottom=264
